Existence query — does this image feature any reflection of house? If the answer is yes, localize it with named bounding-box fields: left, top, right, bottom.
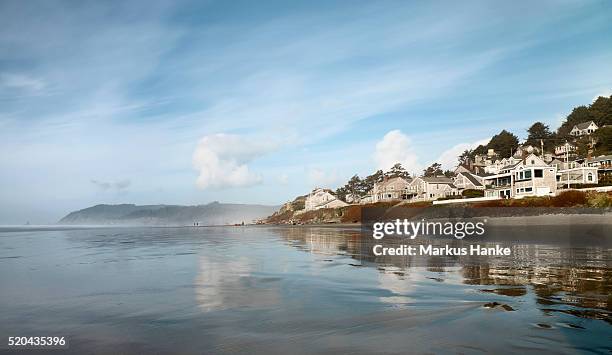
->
left=408, top=176, right=459, bottom=201
left=453, top=172, right=485, bottom=190
left=570, top=121, right=598, bottom=136
left=304, top=188, right=348, bottom=211
left=372, top=176, right=412, bottom=202
left=483, top=154, right=557, bottom=198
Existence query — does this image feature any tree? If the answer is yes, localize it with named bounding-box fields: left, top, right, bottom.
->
left=345, top=175, right=363, bottom=198
left=525, top=122, right=553, bottom=151
left=423, top=162, right=443, bottom=177
left=594, top=126, right=612, bottom=155
left=558, top=106, right=592, bottom=138
left=335, top=186, right=348, bottom=202
left=589, top=95, right=612, bottom=127
left=471, top=144, right=488, bottom=158
left=385, top=163, right=411, bottom=179
left=362, top=170, right=384, bottom=194
left=443, top=170, right=455, bottom=178
left=487, top=130, right=519, bottom=158
left=458, top=149, right=472, bottom=166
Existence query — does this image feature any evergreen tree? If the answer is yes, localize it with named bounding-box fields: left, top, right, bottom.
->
left=423, top=163, right=443, bottom=177
left=385, top=163, right=411, bottom=179
left=487, top=130, right=519, bottom=158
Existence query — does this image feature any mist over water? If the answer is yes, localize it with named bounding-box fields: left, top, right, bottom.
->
left=0, top=225, right=611, bottom=353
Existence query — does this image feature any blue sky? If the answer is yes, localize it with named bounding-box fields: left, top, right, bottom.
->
left=0, top=0, right=611, bottom=223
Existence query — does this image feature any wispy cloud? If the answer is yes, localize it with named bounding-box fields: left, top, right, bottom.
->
left=0, top=73, right=45, bottom=91
left=90, top=179, right=131, bottom=191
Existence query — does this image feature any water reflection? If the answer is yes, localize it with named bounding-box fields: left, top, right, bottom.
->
left=194, top=256, right=280, bottom=312
left=272, top=226, right=612, bottom=323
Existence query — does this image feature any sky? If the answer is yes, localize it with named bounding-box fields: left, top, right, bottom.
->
left=0, top=0, right=611, bottom=224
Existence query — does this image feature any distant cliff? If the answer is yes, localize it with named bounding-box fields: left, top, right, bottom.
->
left=58, top=202, right=279, bottom=226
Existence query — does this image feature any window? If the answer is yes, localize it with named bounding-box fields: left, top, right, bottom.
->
left=525, top=187, right=532, bottom=192
left=534, top=169, right=543, bottom=178
left=525, top=170, right=531, bottom=179
left=587, top=173, right=593, bottom=182
left=531, top=160, right=535, bottom=164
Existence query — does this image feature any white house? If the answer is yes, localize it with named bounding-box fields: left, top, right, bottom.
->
left=513, top=144, right=540, bottom=158
left=556, top=166, right=598, bottom=187
left=408, top=176, right=459, bottom=201
left=554, top=142, right=577, bottom=157
left=483, top=153, right=557, bottom=199
left=484, top=156, right=520, bottom=174
left=570, top=121, right=598, bottom=137
left=304, top=188, right=348, bottom=211
left=372, top=176, right=412, bottom=202
left=585, top=154, right=612, bottom=179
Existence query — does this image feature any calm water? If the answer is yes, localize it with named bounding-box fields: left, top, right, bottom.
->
left=1, top=225, right=611, bottom=354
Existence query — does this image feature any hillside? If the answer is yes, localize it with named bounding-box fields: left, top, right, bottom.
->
left=58, top=202, right=279, bottom=226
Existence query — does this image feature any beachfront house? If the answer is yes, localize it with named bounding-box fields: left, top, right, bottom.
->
left=556, top=166, right=599, bottom=187
left=304, top=188, right=348, bottom=211
left=570, top=121, right=598, bottom=137
left=372, top=176, right=412, bottom=202
left=483, top=153, right=557, bottom=199
left=408, top=176, right=459, bottom=201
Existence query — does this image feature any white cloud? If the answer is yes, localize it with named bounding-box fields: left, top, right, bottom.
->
left=374, top=130, right=421, bottom=173
left=0, top=73, right=46, bottom=92
left=193, top=134, right=273, bottom=189
left=435, top=138, right=489, bottom=170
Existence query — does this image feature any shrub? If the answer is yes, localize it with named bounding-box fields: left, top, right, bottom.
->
left=551, top=190, right=587, bottom=207
left=462, top=189, right=485, bottom=198
left=586, top=192, right=612, bottom=208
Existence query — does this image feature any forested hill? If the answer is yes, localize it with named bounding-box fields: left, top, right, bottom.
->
left=58, top=202, right=279, bottom=226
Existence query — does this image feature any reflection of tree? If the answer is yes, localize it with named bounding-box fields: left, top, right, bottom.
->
left=461, top=244, right=612, bottom=316
left=271, top=226, right=612, bottom=322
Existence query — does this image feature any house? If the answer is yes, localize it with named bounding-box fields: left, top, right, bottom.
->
left=453, top=171, right=485, bottom=190
left=304, top=188, right=348, bottom=211
left=570, top=121, right=598, bottom=137
left=408, top=176, right=459, bottom=201
left=585, top=154, right=612, bottom=179
left=556, top=166, right=598, bottom=187
left=454, top=165, right=471, bottom=175
left=484, top=156, right=520, bottom=174
left=372, top=176, right=412, bottom=202
left=483, top=153, right=557, bottom=199
left=554, top=142, right=577, bottom=157
left=513, top=144, right=540, bottom=158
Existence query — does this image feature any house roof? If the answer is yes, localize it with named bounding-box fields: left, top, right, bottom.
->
left=499, top=162, right=521, bottom=171
left=586, top=154, right=612, bottom=163
left=573, top=121, right=596, bottom=130
left=421, top=176, right=454, bottom=184
left=378, top=176, right=411, bottom=186
left=458, top=172, right=483, bottom=187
